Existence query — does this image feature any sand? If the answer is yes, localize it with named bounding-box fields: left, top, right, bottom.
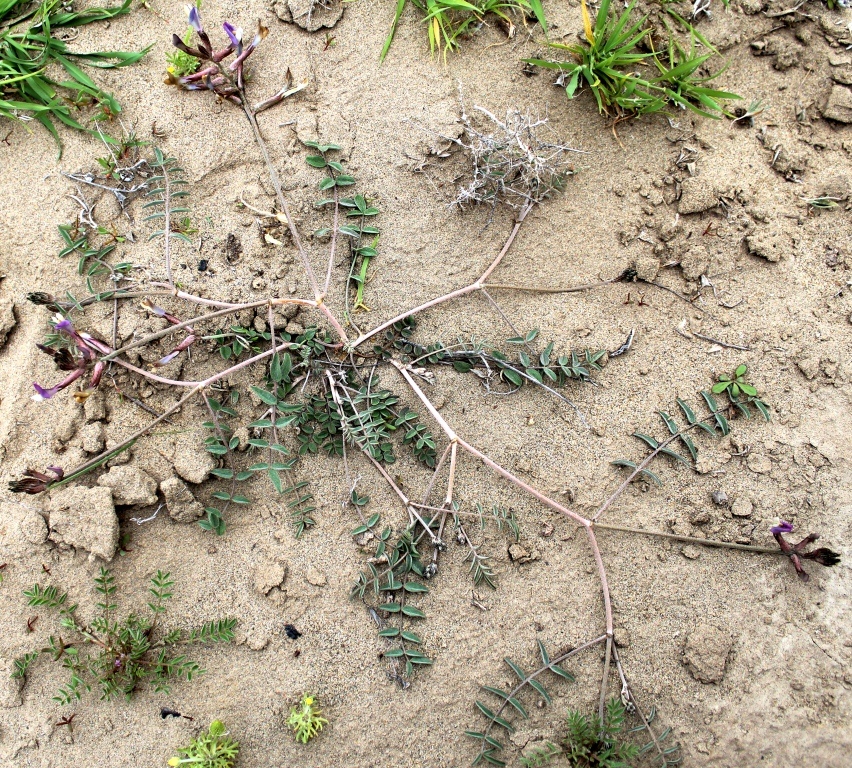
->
left=0, top=0, right=850, bottom=766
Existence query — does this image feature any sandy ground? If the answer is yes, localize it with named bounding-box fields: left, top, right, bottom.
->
left=1, top=0, right=851, bottom=766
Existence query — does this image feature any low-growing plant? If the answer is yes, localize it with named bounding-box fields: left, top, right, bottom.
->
left=168, top=720, right=240, bottom=768
left=610, top=373, right=769, bottom=489
left=563, top=698, right=641, bottom=768
left=710, top=363, right=770, bottom=419
left=0, top=0, right=149, bottom=153
left=381, top=0, right=547, bottom=61
left=166, top=28, right=201, bottom=78
left=525, top=0, right=739, bottom=119
left=8, top=8, right=841, bottom=762
left=13, top=568, right=236, bottom=703
left=287, top=693, right=328, bottom=744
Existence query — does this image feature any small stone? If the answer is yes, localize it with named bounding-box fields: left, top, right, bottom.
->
left=747, top=454, right=772, bottom=475
left=83, top=390, right=107, bottom=422
left=97, top=466, right=158, bottom=506
left=745, top=227, right=786, bottom=262
left=53, top=409, right=79, bottom=443
left=160, top=477, right=204, bottom=522
left=172, top=433, right=217, bottom=484
left=694, top=455, right=714, bottom=475
left=711, top=490, right=729, bottom=507
left=682, top=545, right=702, bottom=560
left=0, top=658, right=24, bottom=707
left=796, top=355, right=821, bottom=380
left=48, top=486, right=118, bottom=560
left=678, top=176, right=720, bottom=214
left=0, top=298, right=15, bottom=348
left=246, top=631, right=270, bottom=651
left=731, top=497, right=754, bottom=518
left=680, top=245, right=710, bottom=280
left=508, top=543, right=540, bottom=564
left=0, top=501, right=48, bottom=556
left=78, top=421, right=106, bottom=454
left=683, top=624, right=733, bottom=684
left=635, top=255, right=660, bottom=282
left=306, top=567, right=327, bottom=587
left=18, top=507, right=48, bottom=545
left=353, top=530, right=374, bottom=547
left=254, top=560, right=288, bottom=595
left=824, top=86, right=852, bottom=123
left=273, top=0, right=343, bottom=31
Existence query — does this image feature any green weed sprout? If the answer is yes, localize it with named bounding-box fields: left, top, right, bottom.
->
left=563, top=698, right=640, bottom=768
left=287, top=694, right=328, bottom=744
left=14, top=568, right=236, bottom=703
left=525, top=0, right=738, bottom=118
left=166, top=29, right=200, bottom=78
left=381, top=0, right=546, bottom=61
left=712, top=364, right=770, bottom=420
left=168, top=721, right=239, bottom=768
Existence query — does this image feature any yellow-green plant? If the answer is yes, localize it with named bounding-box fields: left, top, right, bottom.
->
left=287, top=694, right=328, bottom=744
left=168, top=721, right=239, bottom=768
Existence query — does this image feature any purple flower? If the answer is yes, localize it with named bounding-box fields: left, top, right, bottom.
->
left=32, top=382, right=59, bottom=401
left=54, top=317, right=73, bottom=334
left=154, top=334, right=196, bottom=367
left=36, top=344, right=80, bottom=371
left=156, top=351, right=180, bottom=366
left=9, top=466, right=64, bottom=494
left=31, top=368, right=85, bottom=402
left=89, top=361, right=106, bottom=389
left=772, top=523, right=841, bottom=582
left=223, top=21, right=242, bottom=49
left=771, top=520, right=794, bottom=535
left=188, top=4, right=202, bottom=32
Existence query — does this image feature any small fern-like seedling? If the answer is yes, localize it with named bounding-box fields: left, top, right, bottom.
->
left=287, top=694, right=328, bottom=744
left=15, top=569, right=236, bottom=704
left=520, top=741, right=561, bottom=767
left=168, top=720, right=239, bottom=768
left=564, top=698, right=640, bottom=768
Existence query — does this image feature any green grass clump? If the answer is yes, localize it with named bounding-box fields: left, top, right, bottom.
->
left=525, top=0, right=739, bottom=119
left=168, top=721, right=240, bottom=768
left=0, top=0, right=148, bottom=153
left=382, top=0, right=546, bottom=61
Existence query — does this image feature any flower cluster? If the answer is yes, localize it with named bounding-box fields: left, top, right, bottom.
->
left=32, top=314, right=107, bottom=402
left=8, top=466, right=65, bottom=494
left=167, top=5, right=268, bottom=102
left=771, top=521, right=841, bottom=582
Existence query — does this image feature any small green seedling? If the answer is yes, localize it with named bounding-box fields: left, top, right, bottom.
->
left=166, top=29, right=201, bottom=78
left=563, top=698, right=640, bottom=767
left=287, top=694, right=328, bottom=744
left=712, top=364, right=770, bottom=419
left=14, top=568, right=236, bottom=703
left=168, top=720, right=239, bottom=768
